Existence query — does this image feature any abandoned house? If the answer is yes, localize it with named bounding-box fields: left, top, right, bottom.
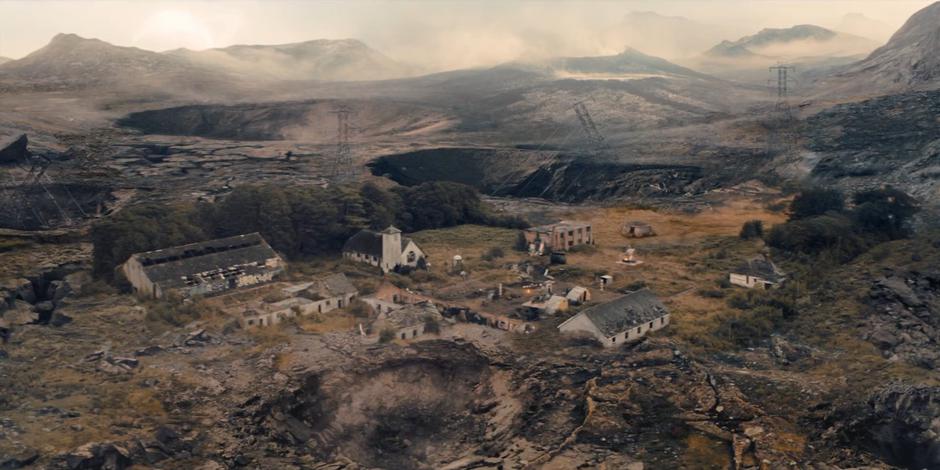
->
left=342, top=226, right=427, bottom=273
left=558, top=288, right=670, bottom=347
left=361, top=281, right=431, bottom=314
left=368, top=301, right=443, bottom=340
left=242, top=273, right=358, bottom=328
left=522, top=294, right=569, bottom=316
left=565, top=286, right=591, bottom=305
left=523, top=221, right=593, bottom=253
left=122, top=233, right=285, bottom=299
left=623, top=221, right=656, bottom=238
left=729, top=256, right=786, bottom=289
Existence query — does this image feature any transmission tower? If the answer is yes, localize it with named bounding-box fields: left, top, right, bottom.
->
left=329, top=104, right=355, bottom=183
left=769, top=65, right=796, bottom=117
left=765, top=65, right=799, bottom=159
left=572, top=100, right=609, bottom=156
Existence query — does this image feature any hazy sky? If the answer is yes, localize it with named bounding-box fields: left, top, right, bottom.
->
left=0, top=1, right=933, bottom=70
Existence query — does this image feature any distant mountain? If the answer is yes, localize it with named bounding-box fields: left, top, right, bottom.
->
left=691, top=25, right=878, bottom=85
left=705, top=25, right=877, bottom=59
left=0, top=33, right=246, bottom=96
left=168, top=39, right=418, bottom=82
left=546, top=48, right=714, bottom=81
left=829, top=2, right=940, bottom=92
left=835, top=13, right=895, bottom=43
left=603, top=11, right=732, bottom=60
left=0, top=57, right=11, bottom=65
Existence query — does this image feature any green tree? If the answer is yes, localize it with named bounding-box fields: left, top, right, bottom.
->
left=789, top=188, right=845, bottom=221
left=739, top=220, right=764, bottom=239
left=852, top=187, right=919, bottom=240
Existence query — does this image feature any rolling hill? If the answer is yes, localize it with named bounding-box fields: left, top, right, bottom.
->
left=167, top=39, right=418, bottom=82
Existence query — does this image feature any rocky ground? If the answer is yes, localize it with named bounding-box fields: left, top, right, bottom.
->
left=3, top=222, right=940, bottom=469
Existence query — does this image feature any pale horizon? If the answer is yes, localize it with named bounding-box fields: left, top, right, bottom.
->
left=0, top=0, right=933, bottom=72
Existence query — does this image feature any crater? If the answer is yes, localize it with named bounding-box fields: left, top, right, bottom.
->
left=261, top=341, right=520, bottom=469
left=117, top=100, right=454, bottom=142
left=369, top=147, right=705, bottom=202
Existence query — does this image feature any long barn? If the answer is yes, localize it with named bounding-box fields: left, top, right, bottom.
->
left=121, top=233, right=285, bottom=299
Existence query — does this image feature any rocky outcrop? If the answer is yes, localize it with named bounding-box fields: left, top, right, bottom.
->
left=865, top=270, right=940, bottom=368
left=0, top=134, right=29, bottom=164
left=841, top=384, right=940, bottom=469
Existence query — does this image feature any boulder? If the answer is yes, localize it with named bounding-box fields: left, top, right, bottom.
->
left=46, top=280, right=72, bottom=304
left=870, top=329, right=901, bottom=349
left=49, top=311, right=73, bottom=327
left=0, top=450, right=39, bottom=469
left=863, top=384, right=940, bottom=468
left=63, top=442, right=132, bottom=470
left=0, top=134, right=29, bottom=164
left=33, top=301, right=55, bottom=315
left=4, top=301, right=39, bottom=325
left=64, top=271, right=92, bottom=296
left=10, top=279, right=36, bottom=304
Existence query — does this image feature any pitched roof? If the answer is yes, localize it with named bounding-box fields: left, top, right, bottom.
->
left=131, top=233, right=282, bottom=290
left=342, top=228, right=415, bottom=258
left=578, top=289, right=669, bottom=337
left=733, top=257, right=785, bottom=283
left=301, top=273, right=358, bottom=299
left=566, top=286, right=589, bottom=301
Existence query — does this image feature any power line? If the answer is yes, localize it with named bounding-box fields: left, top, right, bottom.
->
left=328, top=104, right=355, bottom=184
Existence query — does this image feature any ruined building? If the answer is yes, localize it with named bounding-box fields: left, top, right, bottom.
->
left=121, top=233, right=285, bottom=299
left=523, top=221, right=593, bottom=253
left=342, top=226, right=427, bottom=273
left=242, top=273, right=359, bottom=328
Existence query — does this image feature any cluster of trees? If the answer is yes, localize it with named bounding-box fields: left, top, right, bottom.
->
left=92, top=181, right=527, bottom=280
left=764, top=186, right=919, bottom=262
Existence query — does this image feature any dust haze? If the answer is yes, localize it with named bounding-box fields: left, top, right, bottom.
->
left=0, top=0, right=931, bottom=71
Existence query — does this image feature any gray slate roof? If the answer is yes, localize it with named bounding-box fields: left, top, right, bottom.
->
left=581, top=289, right=669, bottom=337
left=299, top=273, right=358, bottom=300
left=132, top=233, right=281, bottom=290
left=342, top=228, right=414, bottom=258
left=733, top=257, right=785, bottom=283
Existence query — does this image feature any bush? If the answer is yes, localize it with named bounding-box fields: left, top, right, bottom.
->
left=347, top=299, right=372, bottom=318
left=766, top=214, right=869, bottom=261
left=852, top=187, right=919, bottom=241
left=481, top=246, right=506, bottom=261
left=379, top=328, right=396, bottom=343
left=713, top=306, right=783, bottom=348
left=739, top=220, right=764, bottom=240
left=515, top=232, right=529, bottom=251
left=788, top=188, right=845, bottom=221
left=144, top=298, right=213, bottom=326
left=698, top=289, right=726, bottom=299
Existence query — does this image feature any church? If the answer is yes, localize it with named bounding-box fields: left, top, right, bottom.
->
left=342, top=226, right=427, bottom=273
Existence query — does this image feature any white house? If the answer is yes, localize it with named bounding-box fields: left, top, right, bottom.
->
left=558, top=288, right=670, bottom=348
left=565, top=286, right=591, bottom=305
left=729, top=256, right=786, bottom=289
left=342, top=226, right=427, bottom=273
